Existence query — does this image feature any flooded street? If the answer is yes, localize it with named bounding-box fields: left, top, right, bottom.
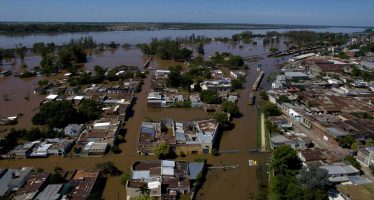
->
left=0, top=36, right=288, bottom=199
left=0, top=28, right=356, bottom=199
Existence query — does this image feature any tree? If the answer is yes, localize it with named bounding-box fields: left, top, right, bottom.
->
left=259, top=91, right=269, bottom=100
left=154, top=142, right=171, bottom=159
left=166, top=65, right=182, bottom=88
left=0, top=48, right=3, bottom=66
left=337, top=136, right=355, bottom=149
left=32, top=100, right=78, bottom=128
left=344, top=155, right=361, bottom=170
left=38, top=79, right=49, bottom=87
left=137, top=185, right=150, bottom=196
left=130, top=194, right=154, bottom=200
left=40, top=54, right=57, bottom=74
left=221, top=101, right=239, bottom=116
left=95, top=161, right=120, bottom=176
left=78, top=99, right=101, bottom=122
left=200, top=90, right=222, bottom=104
left=278, top=95, right=290, bottom=103
left=214, top=112, right=229, bottom=129
left=120, top=172, right=131, bottom=187
left=58, top=46, right=74, bottom=68
left=48, top=173, right=65, bottom=184
left=197, top=43, right=205, bottom=55
left=298, top=166, right=330, bottom=189
left=269, top=47, right=279, bottom=53
left=231, top=78, right=243, bottom=89
left=261, top=102, right=281, bottom=117
left=271, top=145, right=302, bottom=175
left=15, top=44, right=27, bottom=62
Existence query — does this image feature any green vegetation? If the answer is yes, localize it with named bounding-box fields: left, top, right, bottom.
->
left=197, top=43, right=205, bottom=55
left=0, top=23, right=107, bottom=33
left=200, top=90, right=222, bottom=104
left=140, top=38, right=192, bottom=61
left=221, top=101, right=239, bottom=116
left=214, top=112, right=229, bottom=129
left=166, top=65, right=193, bottom=90
left=95, top=161, right=121, bottom=176
left=120, top=172, right=131, bottom=187
left=154, top=142, right=172, bottom=159
left=360, top=42, right=374, bottom=56
left=78, top=99, right=102, bottom=122
left=32, top=100, right=102, bottom=128
left=259, top=90, right=269, bottom=100
left=344, top=155, right=361, bottom=171
left=350, top=66, right=374, bottom=81
left=269, top=47, right=279, bottom=53
left=130, top=195, right=154, bottom=200
left=210, top=52, right=244, bottom=69
left=32, top=100, right=79, bottom=128
left=231, top=31, right=253, bottom=43
left=277, top=95, right=290, bottom=103
left=285, top=31, right=349, bottom=48
left=231, top=78, right=245, bottom=89
left=260, top=101, right=281, bottom=117
left=337, top=135, right=355, bottom=149
left=0, top=128, right=62, bottom=154
left=268, top=145, right=328, bottom=200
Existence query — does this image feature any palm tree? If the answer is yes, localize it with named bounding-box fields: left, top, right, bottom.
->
left=137, top=185, right=150, bottom=195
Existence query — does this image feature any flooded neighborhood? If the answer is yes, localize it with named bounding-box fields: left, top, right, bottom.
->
left=1, top=1, right=374, bottom=200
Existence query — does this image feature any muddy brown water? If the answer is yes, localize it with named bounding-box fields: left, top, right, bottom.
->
left=0, top=39, right=289, bottom=199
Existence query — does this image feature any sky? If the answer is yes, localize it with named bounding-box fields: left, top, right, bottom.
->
left=0, top=0, right=373, bottom=26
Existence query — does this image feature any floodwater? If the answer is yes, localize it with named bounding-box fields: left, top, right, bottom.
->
left=0, top=27, right=364, bottom=48
left=0, top=30, right=292, bottom=199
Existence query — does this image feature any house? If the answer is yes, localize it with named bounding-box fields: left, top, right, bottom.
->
left=288, top=53, right=316, bottom=62
left=320, top=163, right=360, bottom=183
left=199, top=78, right=232, bottom=92
left=154, top=70, right=170, bottom=78
left=211, top=70, right=224, bottom=79
left=29, top=139, right=74, bottom=157
left=230, top=70, right=245, bottom=79
left=81, top=142, right=109, bottom=155
left=356, top=146, right=374, bottom=168
left=64, top=124, right=85, bottom=137
left=284, top=72, right=310, bottom=80
left=34, top=184, right=64, bottom=200
left=227, top=94, right=238, bottom=102
left=270, top=135, right=305, bottom=150
left=309, top=60, right=350, bottom=75
left=189, top=94, right=203, bottom=108
left=268, top=115, right=293, bottom=132
left=8, top=142, right=39, bottom=158
left=14, top=172, right=49, bottom=200
left=126, top=160, right=204, bottom=200
left=78, top=117, right=122, bottom=145
left=69, top=170, right=100, bottom=200
left=123, top=78, right=142, bottom=93
left=45, top=94, right=58, bottom=101
left=7, top=167, right=33, bottom=192
left=137, top=119, right=219, bottom=155
left=147, top=92, right=166, bottom=108
left=298, top=149, right=326, bottom=163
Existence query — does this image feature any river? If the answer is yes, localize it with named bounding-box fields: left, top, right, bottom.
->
left=0, top=27, right=364, bottom=48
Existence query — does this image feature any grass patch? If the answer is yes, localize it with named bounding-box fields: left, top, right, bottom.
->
left=257, top=112, right=261, bottom=149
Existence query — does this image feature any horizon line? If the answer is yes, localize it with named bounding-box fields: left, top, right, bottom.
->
left=0, top=21, right=372, bottom=29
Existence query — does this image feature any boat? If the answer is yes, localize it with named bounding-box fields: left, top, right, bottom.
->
left=248, top=160, right=258, bottom=167
left=257, top=64, right=262, bottom=70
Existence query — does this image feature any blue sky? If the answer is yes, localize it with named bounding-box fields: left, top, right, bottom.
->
left=0, top=0, right=373, bottom=26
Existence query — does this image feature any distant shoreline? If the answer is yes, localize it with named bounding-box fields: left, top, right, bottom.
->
left=0, top=22, right=371, bottom=34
